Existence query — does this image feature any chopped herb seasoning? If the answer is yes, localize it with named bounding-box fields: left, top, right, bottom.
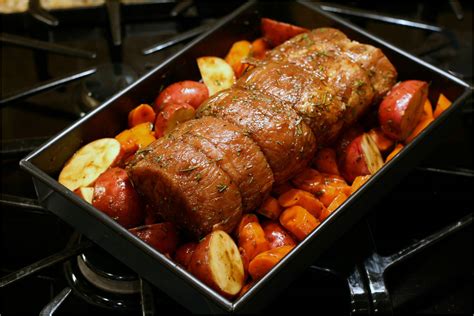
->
left=153, top=154, right=163, bottom=163
left=194, top=173, right=202, bottom=182
left=179, top=165, right=199, bottom=172
left=276, top=140, right=283, bottom=145
left=217, top=184, right=228, bottom=193
left=236, top=148, right=242, bottom=156
left=248, top=176, right=254, bottom=184
left=215, top=79, right=222, bottom=86
left=212, top=157, right=223, bottom=163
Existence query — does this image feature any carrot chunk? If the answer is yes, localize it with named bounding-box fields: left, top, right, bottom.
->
left=385, top=143, right=404, bottom=162
left=128, top=104, right=156, bottom=128
left=278, top=188, right=324, bottom=219
left=238, top=221, right=270, bottom=262
left=434, top=93, right=452, bottom=118
left=251, top=38, right=270, bottom=60
left=327, top=191, right=348, bottom=213
left=257, top=196, right=283, bottom=220
left=248, top=245, right=294, bottom=280
left=225, top=40, right=252, bottom=78
left=351, top=175, right=371, bottom=194
left=279, top=205, right=320, bottom=241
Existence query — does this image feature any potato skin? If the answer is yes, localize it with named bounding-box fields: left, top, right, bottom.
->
left=188, top=230, right=244, bottom=297
left=154, top=80, right=209, bottom=111
left=261, top=18, right=308, bottom=47
left=339, top=135, right=370, bottom=183
left=175, top=242, right=197, bottom=269
left=92, top=167, right=144, bottom=228
left=261, top=221, right=296, bottom=249
left=153, top=102, right=195, bottom=138
left=129, top=222, right=179, bottom=255
left=378, top=80, right=428, bottom=141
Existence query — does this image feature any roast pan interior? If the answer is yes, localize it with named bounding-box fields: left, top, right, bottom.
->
left=21, top=0, right=472, bottom=313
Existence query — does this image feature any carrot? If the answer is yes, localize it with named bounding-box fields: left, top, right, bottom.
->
left=405, top=116, right=434, bottom=143
left=248, top=245, right=294, bottom=280
left=115, top=129, right=139, bottom=158
left=235, top=213, right=259, bottom=238
left=116, top=122, right=156, bottom=156
left=271, top=181, right=293, bottom=196
left=351, top=175, right=371, bottom=194
left=319, top=207, right=331, bottom=222
left=278, top=188, right=324, bottom=219
left=422, top=99, right=434, bottom=120
left=225, top=40, right=252, bottom=78
left=327, top=191, right=348, bottom=213
left=128, top=104, right=156, bottom=128
left=313, top=148, right=340, bottom=175
left=279, top=205, right=320, bottom=241
left=238, top=280, right=256, bottom=297
left=313, top=184, right=339, bottom=207
left=385, top=143, right=404, bottom=162
left=434, top=93, right=452, bottom=119
left=261, top=220, right=296, bottom=249
left=257, top=196, right=283, bottom=220
left=251, top=38, right=270, bottom=60
left=238, top=221, right=270, bottom=262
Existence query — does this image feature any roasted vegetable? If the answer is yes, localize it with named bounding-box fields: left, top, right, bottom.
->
left=92, top=167, right=144, bottom=228
left=225, top=40, right=252, bottom=78
left=279, top=205, right=320, bottom=241
left=59, top=138, right=123, bottom=191
left=379, top=80, right=428, bottom=141
left=128, top=104, right=156, bottom=128
left=154, top=80, right=209, bottom=111
left=197, top=56, right=235, bottom=96
left=278, top=188, right=325, bottom=219
left=188, top=230, right=245, bottom=297
left=261, top=18, right=308, bottom=47
left=256, top=196, right=283, bottom=220
left=261, top=220, right=296, bottom=249
left=154, top=102, right=195, bottom=138
left=174, top=242, right=198, bottom=269
left=434, top=93, right=452, bottom=118
left=129, top=222, right=179, bottom=255
left=313, top=148, right=340, bottom=175
left=385, top=143, right=404, bottom=162
left=248, top=245, right=294, bottom=280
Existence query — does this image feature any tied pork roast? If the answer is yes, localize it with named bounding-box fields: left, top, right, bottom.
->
left=128, top=28, right=397, bottom=238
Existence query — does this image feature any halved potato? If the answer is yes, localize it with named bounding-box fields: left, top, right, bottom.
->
left=188, top=230, right=244, bottom=297
left=74, top=187, right=94, bottom=204
left=58, top=138, right=122, bottom=191
left=197, top=56, right=235, bottom=96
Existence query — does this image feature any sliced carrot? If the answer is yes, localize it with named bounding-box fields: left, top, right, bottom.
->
left=279, top=205, right=320, bottom=241
left=238, top=221, right=270, bottom=262
left=257, top=196, right=283, bottom=220
left=368, top=127, right=394, bottom=153
left=238, top=280, right=256, bottom=297
left=313, top=184, right=339, bottom=207
left=313, top=148, right=340, bottom=175
left=351, top=175, right=371, bottom=194
left=405, top=116, right=434, bottom=144
left=327, top=191, right=348, bottom=213
left=278, top=188, right=324, bottom=219
left=251, top=37, right=270, bottom=60
left=385, top=143, right=404, bottom=162
left=434, top=93, right=452, bottom=119
left=248, top=245, right=294, bottom=280
left=225, top=40, right=252, bottom=78
left=422, top=99, right=434, bottom=120
left=115, top=129, right=139, bottom=158
left=128, top=104, right=156, bottom=128
left=235, top=213, right=259, bottom=238
left=319, top=207, right=331, bottom=222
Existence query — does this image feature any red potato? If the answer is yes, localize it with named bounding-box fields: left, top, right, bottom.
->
left=92, top=167, right=144, bottom=228
left=74, top=187, right=94, bottom=204
left=59, top=138, right=123, bottom=192
left=261, top=18, right=309, bottom=47
left=188, top=230, right=245, bottom=297
left=261, top=220, right=296, bottom=249
left=368, top=127, right=394, bottom=153
left=154, top=102, right=196, bottom=138
left=154, top=81, right=209, bottom=111
left=129, top=222, right=179, bottom=255
left=379, top=80, right=428, bottom=141
left=174, top=242, right=197, bottom=268
left=313, top=148, right=340, bottom=175
left=339, top=133, right=384, bottom=183
left=248, top=245, right=294, bottom=280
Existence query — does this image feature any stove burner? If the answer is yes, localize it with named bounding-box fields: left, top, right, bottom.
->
left=79, top=63, right=138, bottom=113
left=77, top=255, right=140, bottom=295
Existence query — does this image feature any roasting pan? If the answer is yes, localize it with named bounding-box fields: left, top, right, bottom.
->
left=20, top=1, right=472, bottom=313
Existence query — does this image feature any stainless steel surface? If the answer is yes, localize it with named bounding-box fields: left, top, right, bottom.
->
left=39, top=287, right=73, bottom=316
left=142, top=23, right=210, bottom=55
left=28, top=0, right=59, bottom=26
left=106, top=0, right=122, bottom=46
left=318, top=2, right=443, bottom=32
left=0, top=68, right=96, bottom=106
left=0, top=33, right=97, bottom=59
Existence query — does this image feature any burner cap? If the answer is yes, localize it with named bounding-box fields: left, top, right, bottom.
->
left=80, top=63, right=138, bottom=112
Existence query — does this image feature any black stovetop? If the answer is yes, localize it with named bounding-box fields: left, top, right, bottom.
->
left=1, top=1, right=472, bottom=315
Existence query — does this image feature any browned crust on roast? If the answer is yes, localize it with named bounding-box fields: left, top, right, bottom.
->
left=171, top=117, right=274, bottom=212
left=127, top=135, right=242, bottom=238
left=197, top=88, right=317, bottom=183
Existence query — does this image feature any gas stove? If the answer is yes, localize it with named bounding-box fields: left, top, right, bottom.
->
left=1, top=1, right=472, bottom=314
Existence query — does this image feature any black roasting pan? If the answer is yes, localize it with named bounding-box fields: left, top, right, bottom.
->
left=20, top=1, right=472, bottom=313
